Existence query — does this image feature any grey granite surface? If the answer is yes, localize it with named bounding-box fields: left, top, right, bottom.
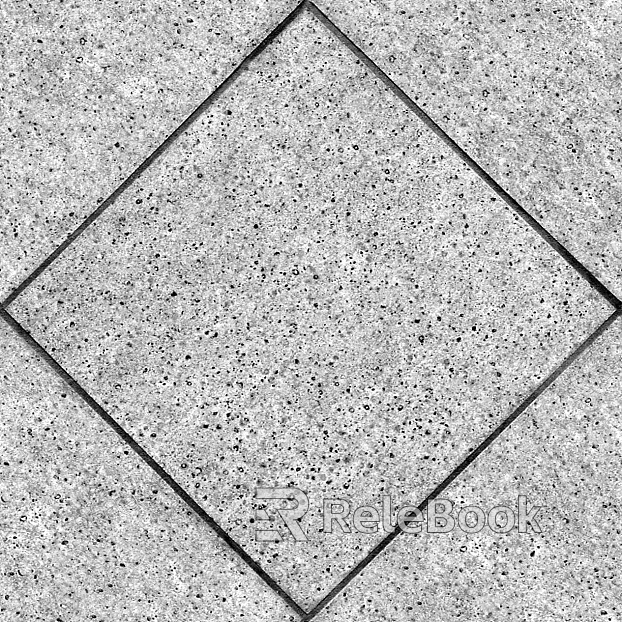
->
left=320, top=0, right=622, bottom=299
left=1, top=1, right=620, bottom=620
left=0, top=0, right=298, bottom=301
left=0, top=321, right=295, bottom=620
left=313, top=315, right=622, bottom=622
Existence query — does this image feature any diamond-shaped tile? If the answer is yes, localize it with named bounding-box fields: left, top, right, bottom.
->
left=8, top=7, right=612, bottom=607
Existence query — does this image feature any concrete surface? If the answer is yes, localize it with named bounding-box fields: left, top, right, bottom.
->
left=320, top=0, right=622, bottom=300
left=0, top=0, right=298, bottom=301
left=0, top=321, right=296, bottom=620
left=312, top=316, right=622, bottom=622
left=1, top=1, right=620, bottom=619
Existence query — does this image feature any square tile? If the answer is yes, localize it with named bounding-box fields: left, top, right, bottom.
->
left=7, top=5, right=613, bottom=608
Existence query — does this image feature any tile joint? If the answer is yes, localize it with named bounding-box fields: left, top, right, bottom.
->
left=0, top=306, right=308, bottom=619
left=301, top=307, right=621, bottom=620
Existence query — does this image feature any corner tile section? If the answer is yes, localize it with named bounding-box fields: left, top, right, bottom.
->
left=318, top=0, right=622, bottom=299
left=0, top=0, right=298, bottom=299
left=313, top=314, right=622, bottom=622
left=0, top=320, right=297, bottom=621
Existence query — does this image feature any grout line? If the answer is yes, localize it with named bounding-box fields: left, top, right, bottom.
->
left=305, top=1, right=622, bottom=312
left=0, top=306, right=308, bottom=619
left=1, top=0, right=308, bottom=310
left=301, top=307, right=621, bottom=620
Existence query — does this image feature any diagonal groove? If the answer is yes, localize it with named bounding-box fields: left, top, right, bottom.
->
left=305, top=1, right=622, bottom=311
left=301, top=307, right=621, bottom=620
left=0, top=307, right=308, bottom=619
left=1, top=0, right=308, bottom=309
left=2, top=1, right=619, bottom=619
left=3, top=4, right=618, bottom=313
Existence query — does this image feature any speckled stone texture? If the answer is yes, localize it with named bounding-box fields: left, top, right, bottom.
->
left=0, top=322, right=295, bottom=620
left=0, top=0, right=298, bottom=301
left=319, top=0, right=622, bottom=299
left=312, top=316, right=622, bottom=622
left=2, top=1, right=621, bottom=619
left=8, top=7, right=613, bottom=608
